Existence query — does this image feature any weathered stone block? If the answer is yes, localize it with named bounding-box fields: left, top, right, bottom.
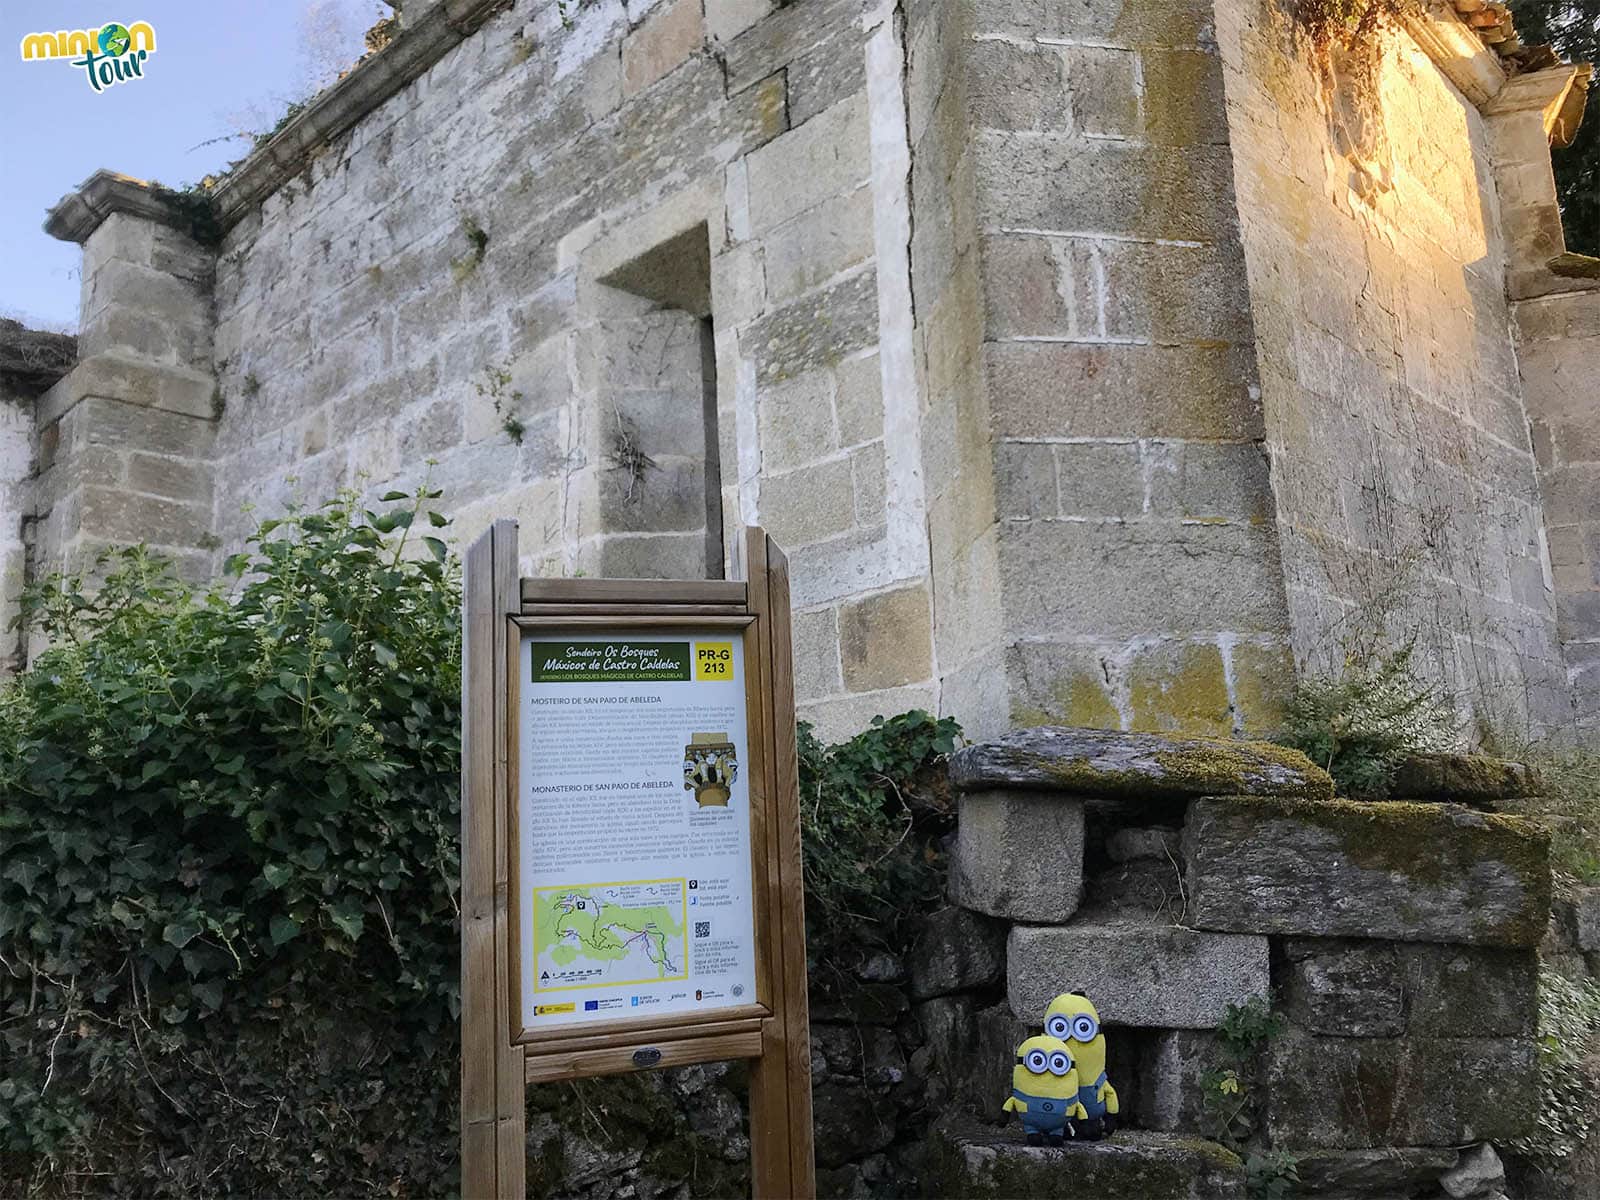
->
left=704, top=0, right=773, bottom=43
left=1290, top=1148, right=1459, bottom=1196
left=1279, top=937, right=1536, bottom=1039
left=909, top=906, right=1006, bottom=1000
left=984, top=340, right=1263, bottom=442
left=949, top=726, right=1332, bottom=801
left=953, top=791, right=1084, bottom=923
left=964, top=1002, right=1030, bottom=1121
left=812, top=1081, right=896, bottom=1168
left=747, top=268, right=879, bottom=386
left=758, top=370, right=836, bottom=472
left=966, top=38, right=1066, bottom=133
left=1390, top=752, right=1544, bottom=804
left=745, top=93, right=870, bottom=234
left=1007, top=922, right=1269, bottom=1029
left=1107, top=826, right=1182, bottom=863
left=1127, top=642, right=1234, bottom=738
left=791, top=605, right=841, bottom=701
left=916, top=993, right=979, bottom=1081
left=1053, top=440, right=1145, bottom=518
left=758, top=457, right=855, bottom=546
left=925, top=1121, right=1244, bottom=1199
left=1135, top=1030, right=1232, bottom=1133
left=622, top=0, right=702, bottom=97
left=1263, top=1030, right=1537, bottom=1147
left=1278, top=939, right=1405, bottom=1038
left=834, top=353, right=882, bottom=446
left=1184, top=797, right=1552, bottom=947
left=840, top=585, right=933, bottom=692
left=761, top=185, right=875, bottom=304
left=1576, top=887, right=1600, bottom=951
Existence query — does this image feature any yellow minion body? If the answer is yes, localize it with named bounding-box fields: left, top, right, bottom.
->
left=1001, top=1035, right=1087, bottom=1143
left=1044, top=992, right=1120, bottom=1122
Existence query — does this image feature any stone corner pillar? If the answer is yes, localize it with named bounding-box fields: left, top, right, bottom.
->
left=1484, top=65, right=1593, bottom=300
left=36, top=169, right=220, bottom=584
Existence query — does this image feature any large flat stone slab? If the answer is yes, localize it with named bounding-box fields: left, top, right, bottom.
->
left=1263, top=1030, right=1536, bottom=1147
left=953, top=790, right=1084, bottom=922
left=1008, top=922, right=1269, bottom=1028
left=1185, top=797, right=1551, bottom=947
left=950, top=726, right=1332, bottom=800
left=925, top=1121, right=1244, bottom=1199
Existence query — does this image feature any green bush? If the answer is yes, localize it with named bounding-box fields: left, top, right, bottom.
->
left=1273, top=645, right=1456, bottom=799
left=0, top=489, right=958, bottom=1195
left=798, top=711, right=958, bottom=996
left=1, top=489, right=463, bottom=1195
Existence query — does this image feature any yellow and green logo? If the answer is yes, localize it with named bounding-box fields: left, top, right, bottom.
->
left=19, top=21, right=156, bottom=92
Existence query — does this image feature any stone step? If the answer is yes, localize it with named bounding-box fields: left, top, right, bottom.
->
left=926, top=1120, right=1244, bottom=1199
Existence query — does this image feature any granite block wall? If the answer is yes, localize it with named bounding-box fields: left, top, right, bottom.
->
left=1216, top=0, right=1572, bottom=736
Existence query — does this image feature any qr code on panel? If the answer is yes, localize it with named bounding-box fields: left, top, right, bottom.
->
left=694, top=921, right=711, bottom=939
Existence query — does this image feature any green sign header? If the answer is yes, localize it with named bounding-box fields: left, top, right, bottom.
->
left=531, top=641, right=692, bottom=683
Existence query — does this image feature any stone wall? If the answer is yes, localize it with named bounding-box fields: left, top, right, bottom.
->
left=1515, top=287, right=1600, bottom=730
left=187, top=0, right=936, bottom=742
left=0, top=383, right=32, bottom=672
left=23, top=0, right=1600, bottom=742
left=934, top=0, right=1295, bottom=740
left=928, top=725, right=1552, bottom=1199
left=1216, top=2, right=1572, bottom=736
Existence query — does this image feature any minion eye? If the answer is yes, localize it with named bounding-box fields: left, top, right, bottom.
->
left=1024, top=1049, right=1048, bottom=1073
left=1048, top=1051, right=1071, bottom=1076
left=1045, top=1015, right=1070, bottom=1039
left=1072, top=1015, right=1098, bottom=1041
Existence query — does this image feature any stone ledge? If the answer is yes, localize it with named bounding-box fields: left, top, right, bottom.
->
left=1390, top=752, right=1543, bottom=804
left=44, top=171, right=195, bottom=244
left=1184, top=797, right=1551, bottom=947
left=949, top=727, right=1332, bottom=802
left=44, top=0, right=512, bottom=245
left=1007, top=922, right=1269, bottom=1029
left=210, top=0, right=513, bottom=229
left=925, top=1121, right=1244, bottom=1199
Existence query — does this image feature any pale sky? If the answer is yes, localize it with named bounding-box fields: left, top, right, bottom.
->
left=0, top=1, right=387, bottom=331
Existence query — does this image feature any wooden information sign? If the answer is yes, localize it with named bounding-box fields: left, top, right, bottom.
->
left=461, top=521, right=815, bottom=1199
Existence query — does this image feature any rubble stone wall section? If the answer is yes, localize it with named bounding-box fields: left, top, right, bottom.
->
left=928, top=726, right=1553, bottom=1198
left=1216, top=3, right=1571, bottom=735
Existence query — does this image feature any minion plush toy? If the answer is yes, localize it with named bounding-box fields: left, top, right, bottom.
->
left=1044, top=991, right=1119, bottom=1140
left=1002, top=1035, right=1088, bottom=1145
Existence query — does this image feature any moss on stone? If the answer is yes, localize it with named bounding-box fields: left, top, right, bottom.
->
left=1149, top=739, right=1333, bottom=801
left=1129, top=644, right=1233, bottom=738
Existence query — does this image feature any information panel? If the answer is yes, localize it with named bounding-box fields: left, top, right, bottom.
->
left=516, top=631, right=758, bottom=1032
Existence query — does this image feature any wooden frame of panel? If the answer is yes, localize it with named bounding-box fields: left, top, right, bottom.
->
left=461, top=524, right=814, bottom=1199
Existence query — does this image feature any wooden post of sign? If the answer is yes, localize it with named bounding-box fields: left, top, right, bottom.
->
left=462, top=521, right=526, bottom=1199
left=744, top=529, right=816, bottom=1199
left=462, top=523, right=814, bottom=1199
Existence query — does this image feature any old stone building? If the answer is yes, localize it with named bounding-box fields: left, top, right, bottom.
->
left=4, top=0, right=1600, bottom=743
